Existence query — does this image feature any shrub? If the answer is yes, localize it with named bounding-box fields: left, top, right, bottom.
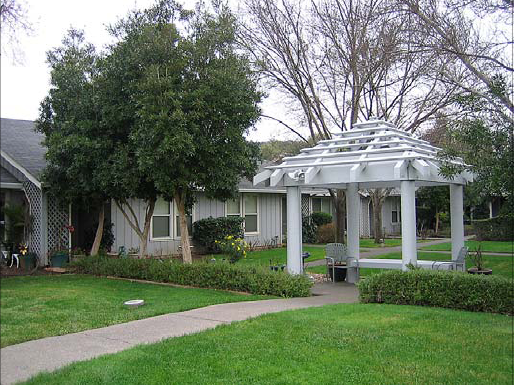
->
left=310, top=212, right=332, bottom=227
left=216, top=235, right=248, bottom=263
left=70, top=256, right=312, bottom=297
left=302, top=216, right=316, bottom=244
left=472, top=215, right=513, bottom=241
left=358, top=270, right=513, bottom=315
left=316, top=223, right=335, bottom=244
left=193, top=216, right=244, bottom=252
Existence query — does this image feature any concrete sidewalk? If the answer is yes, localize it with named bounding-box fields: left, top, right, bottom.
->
left=0, top=282, right=358, bottom=385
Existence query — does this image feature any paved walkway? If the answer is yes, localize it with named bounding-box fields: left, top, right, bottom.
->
left=0, top=282, right=358, bottom=385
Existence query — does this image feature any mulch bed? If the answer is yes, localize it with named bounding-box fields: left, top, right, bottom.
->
left=0, top=265, right=63, bottom=277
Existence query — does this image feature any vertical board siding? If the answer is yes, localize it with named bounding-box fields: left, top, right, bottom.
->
left=111, top=193, right=284, bottom=256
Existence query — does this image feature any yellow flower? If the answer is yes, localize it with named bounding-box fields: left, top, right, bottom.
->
left=231, top=242, right=235, bottom=246
left=237, top=246, right=241, bottom=251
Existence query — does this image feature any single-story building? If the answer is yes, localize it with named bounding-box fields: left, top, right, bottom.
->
left=1, top=118, right=404, bottom=261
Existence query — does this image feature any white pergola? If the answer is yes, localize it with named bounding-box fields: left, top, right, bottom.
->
left=254, top=119, right=473, bottom=283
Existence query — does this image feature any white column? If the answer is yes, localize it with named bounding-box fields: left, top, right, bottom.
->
left=450, top=184, right=465, bottom=261
left=346, top=183, right=360, bottom=283
left=41, top=192, right=49, bottom=265
left=400, top=180, right=417, bottom=270
left=286, top=186, right=303, bottom=274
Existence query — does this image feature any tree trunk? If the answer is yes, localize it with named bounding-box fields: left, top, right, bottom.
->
left=139, top=199, right=155, bottom=258
left=90, top=204, right=105, bottom=256
left=331, top=189, right=346, bottom=244
left=373, top=198, right=383, bottom=243
left=175, top=191, right=192, bottom=264
left=115, top=198, right=155, bottom=259
left=435, top=211, right=440, bottom=234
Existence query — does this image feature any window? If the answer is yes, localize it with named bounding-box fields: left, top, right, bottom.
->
left=391, top=198, right=401, bottom=223
left=226, top=194, right=259, bottom=234
left=226, top=196, right=241, bottom=218
left=312, top=197, right=331, bottom=214
left=175, top=207, right=193, bottom=238
left=152, top=198, right=171, bottom=239
left=243, top=194, right=258, bottom=233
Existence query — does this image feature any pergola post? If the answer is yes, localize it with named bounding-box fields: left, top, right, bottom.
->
left=450, top=184, right=465, bottom=262
left=346, top=183, right=360, bottom=283
left=400, top=180, right=417, bottom=270
left=286, top=186, right=303, bottom=274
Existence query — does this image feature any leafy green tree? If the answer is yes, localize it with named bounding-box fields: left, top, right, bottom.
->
left=416, top=186, right=449, bottom=234
left=130, top=3, right=261, bottom=263
left=102, top=1, right=260, bottom=263
left=439, top=76, right=513, bottom=220
left=260, top=139, right=305, bottom=161
left=37, top=29, right=111, bottom=256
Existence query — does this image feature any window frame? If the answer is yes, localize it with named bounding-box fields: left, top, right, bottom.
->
left=391, top=197, right=401, bottom=224
left=225, top=193, right=260, bottom=235
left=243, top=194, right=259, bottom=235
left=311, top=196, right=331, bottom=214
left=150, top=198, right=172, bottom=241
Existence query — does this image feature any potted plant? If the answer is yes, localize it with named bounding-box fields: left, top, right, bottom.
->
left=50, top=249, right=69, bottom=267
left=18, top=245, right=37, bottom=271
left=467, top=244, right=492, bottom=275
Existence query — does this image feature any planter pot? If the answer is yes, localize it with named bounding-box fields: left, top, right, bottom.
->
left=51, top=252, right=69, bottom=267
left=20, top=254, right=37, bottom=271
left=328, top=266, right=347, bottom=282
left=467, top=267, right=492, bottom=275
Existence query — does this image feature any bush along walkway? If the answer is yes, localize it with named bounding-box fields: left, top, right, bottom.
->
left=0, top=282, right=358, bottom=385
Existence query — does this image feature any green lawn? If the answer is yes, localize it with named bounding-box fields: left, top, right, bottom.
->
left=24, top=304, right=512, bottom=385
left=0, top=275, right=271, bottom=347
left=359, top=238, right=402, bottom=248
left=421, top=240, right=514, bottom=254
left=208, top=246, right=326, bottom=267
left=307, top=252, right=513, bottom=280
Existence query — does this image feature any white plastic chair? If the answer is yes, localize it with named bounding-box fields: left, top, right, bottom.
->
left=325, top=243, right=349, bottom=283
left=9, top=253, right=20, bottom=268
left=432, top=246, right=468, bottom=271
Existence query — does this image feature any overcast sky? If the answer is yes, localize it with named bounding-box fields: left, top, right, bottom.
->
left=0, top=0, right=296, bottom=142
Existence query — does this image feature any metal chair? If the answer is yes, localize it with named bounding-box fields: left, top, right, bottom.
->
left=1, top=250, right=9, bottom=265
left=432, top=246, right=468, bottom=271
left=325, top=243, right=349, bottom=283
left=9, top=253, right=20, bottom=268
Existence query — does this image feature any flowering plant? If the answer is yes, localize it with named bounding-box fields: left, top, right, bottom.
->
left=18, top=244, right=28, bottom=256
left=215, top=235, right=248, bottom=263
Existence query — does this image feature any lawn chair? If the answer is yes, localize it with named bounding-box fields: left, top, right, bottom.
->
left=118, top=246, right=128, bottom=259
left=325, top=243, right=349, bottom=283
left=432, top=246, right=468, bottom=271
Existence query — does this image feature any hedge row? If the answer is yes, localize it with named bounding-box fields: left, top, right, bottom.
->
left=70, top=256, right=312, bottom=297
left=358, top=270, right=513, bottom=315
left=472, top=215, right=513, bottom=241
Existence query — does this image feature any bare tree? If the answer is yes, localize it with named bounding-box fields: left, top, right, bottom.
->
left=241, top=0, right=461, bottom=243
left=1, top=0, right=34, bottom=62
left=400, top=0, right=513, bottom=122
